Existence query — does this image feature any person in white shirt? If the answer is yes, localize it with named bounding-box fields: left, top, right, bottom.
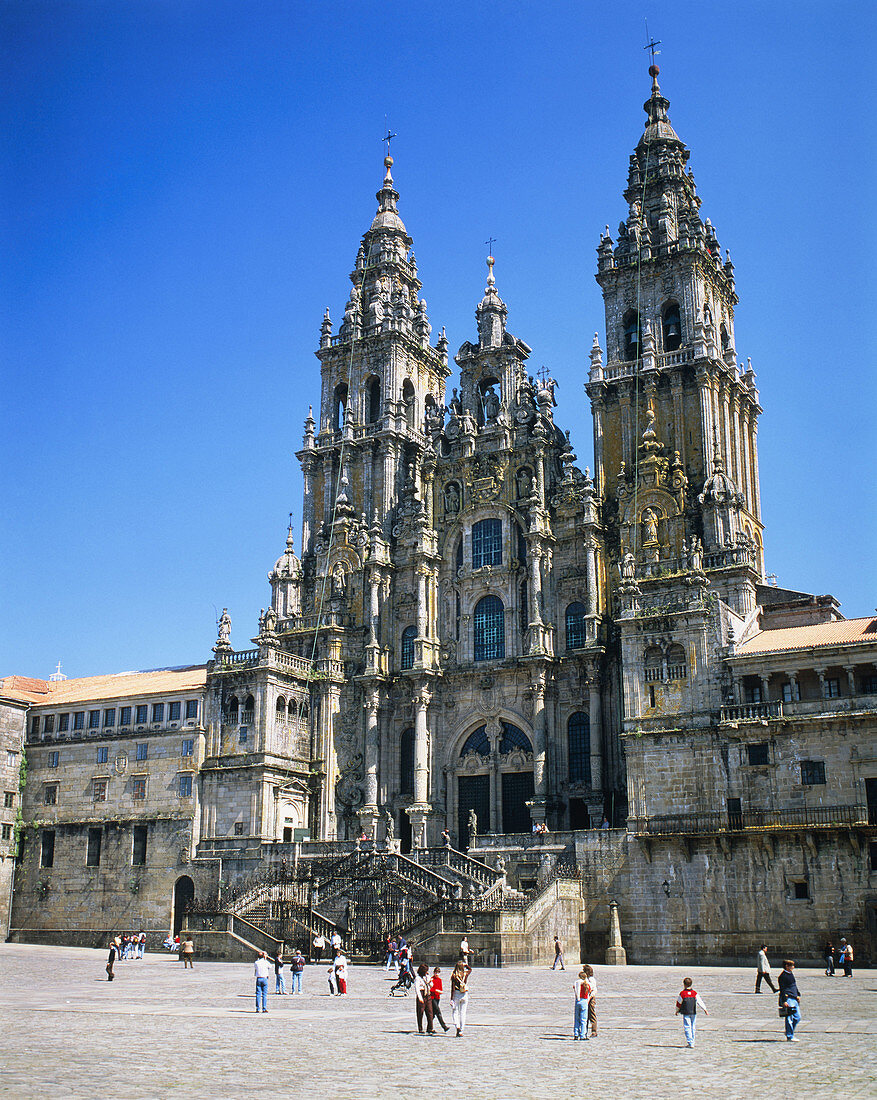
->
left=755, top=945, right=777, bottom=993
left=254, top=952, right=272, bottom=1013
left=583, top=964, right=598, bottom=1037
left=330, top=931, right=342, bottom=953
left=573, top=969, right=591, bottom=1040
left=333, top=950, right=349, bottom=995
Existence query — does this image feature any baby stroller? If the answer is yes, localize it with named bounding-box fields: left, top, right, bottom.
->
left=388, top=965, right=414, bottom=996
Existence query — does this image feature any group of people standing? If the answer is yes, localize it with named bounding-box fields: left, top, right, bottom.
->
left=105, top=931, right=148, bottom=979
left=823, top=939, right=854, bottom=977
left=414, top=958, right=472, bottom=1037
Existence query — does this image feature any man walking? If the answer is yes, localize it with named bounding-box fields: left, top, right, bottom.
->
left=755, top=944, right=777, bottom=993
left=290, top=948, right=305, bottom=994
left=551, top=936, right=565, bottom=971
left=254, top=951, right=271, bottom=1013
left=778, top=960, right=802, bottom=1041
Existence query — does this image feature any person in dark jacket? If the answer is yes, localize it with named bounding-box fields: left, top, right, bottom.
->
left=778, top=960, right=802, bottom=1041
left=106, top=938, right=119, bottom=981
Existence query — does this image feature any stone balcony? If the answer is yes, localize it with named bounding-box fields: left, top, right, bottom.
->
left=631, top=803, right=870, bottom=837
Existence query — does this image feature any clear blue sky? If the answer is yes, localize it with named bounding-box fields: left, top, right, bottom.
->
left=2, top=1, right=875, bottom=678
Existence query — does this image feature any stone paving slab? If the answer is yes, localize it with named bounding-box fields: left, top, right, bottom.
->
left=0, top=944, right=874, bottom=1099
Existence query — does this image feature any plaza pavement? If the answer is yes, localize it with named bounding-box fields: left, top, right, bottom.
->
left=0, top=943, right=874, bottom=1099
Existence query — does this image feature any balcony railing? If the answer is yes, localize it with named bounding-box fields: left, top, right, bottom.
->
left=721, top=701, right=783, bottom=722
left=632, top=804, right=868, bottom=836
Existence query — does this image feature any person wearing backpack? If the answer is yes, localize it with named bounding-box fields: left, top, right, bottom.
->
left=290, top=947, right=306, bottom=994
left=675, top=976, right=709, bottom=1047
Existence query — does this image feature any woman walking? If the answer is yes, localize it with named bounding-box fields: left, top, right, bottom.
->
left=450, top=959, right=472, bottom=1037
left=573, top=968, right=591, bottom=1040
left=430, top=967, right=451, bottom=1032
left=273, top=948, right=287, bottom=994
left=414, top=963, right=435, bottom=1034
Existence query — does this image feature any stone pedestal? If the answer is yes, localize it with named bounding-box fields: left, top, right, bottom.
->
left=605, top=900, right=627, bottom=965
left=407, top=806, right=430, bottom=849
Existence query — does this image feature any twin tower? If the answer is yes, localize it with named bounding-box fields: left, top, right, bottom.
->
left=201, top=67, right=765, bottom=852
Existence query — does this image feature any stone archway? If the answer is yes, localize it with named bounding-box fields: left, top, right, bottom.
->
left=173, top=875, right=195, bottom=936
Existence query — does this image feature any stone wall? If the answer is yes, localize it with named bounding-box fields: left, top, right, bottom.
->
left=0, top=701, right=26, bottom=934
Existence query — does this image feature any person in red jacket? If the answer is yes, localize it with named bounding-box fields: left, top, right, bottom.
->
left=675, top=976, right=709, bottom=1047
left=429, top=967, right=451, bottom=1032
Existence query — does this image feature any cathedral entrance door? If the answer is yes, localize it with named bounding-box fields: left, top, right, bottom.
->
left=501, top=771, right=534, bottom=833
left=458, top=775, right=490, bottom=849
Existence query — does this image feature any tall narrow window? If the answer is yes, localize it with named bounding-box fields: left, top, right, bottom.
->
left=400, top=626, right=416, bottom=670
left=86, top=827, right=102, bottom=867
left=662, top=302, right=682, bottom=351
left=333, top=383, right=348, bottom=430
left=565, top=602, right=588, bottom=649
left=41, top=830, right=55, bottom=868
left=472, top=519, right=502, bottom=569
left=402, top=379, right=415, bottom=429
left=400, top=728, right=415, bottom=795
left=132, top=825, right=148, bottom=866
left=474, top=595, right=505, bottom=662
left=623, top=310, right=641, bottom=361
left=366, top=376, right=381, bottom=423
left=568, top=712, right=592, bottom=785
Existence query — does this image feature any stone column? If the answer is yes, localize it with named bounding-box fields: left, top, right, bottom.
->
left=586, top=543, right=598, bottom=617
left=759, top=675, right=771, bottom=703
left=407, top=683, right=432, bottom=848
left=740, top=407, right=753, bottom=512
left=301, top=455, right=315, bottom=556
left=592, top=396, right=605, bottom=494
left=530, top=672, right=547, bottom=826
left=670, top=375, right=685, bottom=465
left=844, top=666, right=857, bottom=696
left=588, top=667, right=603, bottom=793
left=620, top=388, right=632, bottom=468
left=785, top=672, right=799, bottom=703
left=697, top=368, right=714, bottom=473
left=605, top=900, right=627, bottom=965
left=381, top=440, right=397, bottom=538
left=362, top=688, right=380, bottom=812
left=750, top=419, right=762, bottom=521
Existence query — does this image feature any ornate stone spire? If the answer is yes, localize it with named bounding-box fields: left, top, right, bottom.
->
left=476, top=253, right=508, bottom=348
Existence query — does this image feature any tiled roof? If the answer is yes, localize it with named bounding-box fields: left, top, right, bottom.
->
left=736, top=617, right=877, bottom=655
left=0, top=665, right=207, bottom=707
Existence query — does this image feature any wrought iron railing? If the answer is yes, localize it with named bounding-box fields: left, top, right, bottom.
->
left=632, top=804, right=868, bottom=836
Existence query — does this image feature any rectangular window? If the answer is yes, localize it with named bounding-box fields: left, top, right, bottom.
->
left=234, top=821, right=244, bottom=836
left=181, top=739, right=194, bottom=757
left=862, top=676, right=877, bottom=695
left=152, top=703, right=164, bottom=722
left=59, top=713, right=69, bottom=732
left=97, top=746, right=108, bottom=764
left=1, top=823, right=11, bottom=840
left=135, top=705, right=148, bottom=725
left=746, top=742, right=769, bottom=766
left=103, top=708, right=115, bottom=727
left=239, top=727, right=248, bottom=743
left=185, top=700, right=198, bottom=720
left=120, top=706, right=132, bottom=726
left=73, top=712, right=85, bottom=730
left=472, top=518, right=503, bottom=570
left=48, top=751, right=59, bottom=768
left=44, top=785, right=58, bottom=806
left=86, top=827, right=102, bottom=867
left=801, top=760, right=826, bottom=785
left=132, top=777, right=147, bottom=801
left=179, top=774, right=193, bottom=798
left=744, top=685, right=763, bottom=704
left=169, top=701, right=181, bottom=721
left=93, top=778, right=108, bottom=802
left=43, top=714, right=54, bottom=733
left=132, top=825, right=148, bottom=866
left=136, top=743, right=148, bottom=761
left=4, top=791, right=15, bottom=808
left=41, top=830, right=55, bottom=868
left=6, top=750, right=18, bottom=768
left=30, top=716, right=40, bottom=736
left=825, top=678, right=841, bottom=699
left=793, top=881, right=810, bottom=900
left=88, top=710, right=100, bottom=729
left=781, top=682, right=800, bottom=703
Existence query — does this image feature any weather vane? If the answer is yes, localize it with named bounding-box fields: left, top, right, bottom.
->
left=644, top=21, right=661, bottom=65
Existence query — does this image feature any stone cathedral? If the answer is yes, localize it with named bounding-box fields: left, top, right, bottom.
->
left=6, top=67, right=875, bottom=964
left=201, top=65, right=765, bottom=849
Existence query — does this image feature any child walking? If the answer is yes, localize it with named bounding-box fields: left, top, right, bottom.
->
left=675, top=976, right=709, bottom=1047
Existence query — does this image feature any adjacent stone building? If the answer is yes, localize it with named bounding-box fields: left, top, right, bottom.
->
left=5, top=66, right=876, bottom=961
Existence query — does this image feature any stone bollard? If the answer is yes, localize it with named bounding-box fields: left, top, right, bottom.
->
left=604, top=900, right=627, bottom=965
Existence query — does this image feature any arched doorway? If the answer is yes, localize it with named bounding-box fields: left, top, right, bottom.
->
left=173, top=875, right=195, bottom=936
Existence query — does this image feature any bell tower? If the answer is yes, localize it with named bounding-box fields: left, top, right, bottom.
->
left=587, top=65, right=764, bottom=615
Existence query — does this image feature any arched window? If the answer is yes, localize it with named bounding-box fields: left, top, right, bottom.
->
left=400, top=728, right=415, bottom=794
left=275, top=697, right=286, bottom=719
left=226, top=695, right=239, bottom=721
left=720, top=323, right=730, bottom=353
left=622, top=310, right=641, bottom=361
left=474, top=595, right=505, bottom=661
left=366, top=376, right=381, bottom=423
left=662, top=302, right=681, bottom=351
left=472, top=518, right=502, bottom=569
left=644, top=645, right=664, bottom=683
left=568, top=712, right=591, bottom=785
left=499, top=722, right=532, bottom=754
left=243, top=695, right=255, bottom=719
left=666, top=643, right=687, bottom=680
left=333, top=383, right=348, bottom=430
left=402, top=379, right=415, bottom=429
left=566, top=602, right=588, bottom=649
left=400, top=625, right=416, bottom=670
left=460, top=725, right=490, bottom=757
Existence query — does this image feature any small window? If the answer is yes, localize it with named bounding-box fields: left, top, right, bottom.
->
left=747, top=742, right=769, bottom=766
left=30, top=716, right=40, bottom=736
left=862, top=676, right=877, bottom=695
left=59, top=713, right=69, bottom=732
left=48, top=751, right=59, bottom=769
left=41, top=830, right=55, bottom=868
left=103, top=709, right=115, bottom=727
left=88, top=710, right=100, bottom=729
left=97, top=746, right=108, bottom=765
left=185, top=700, right=198, bottom=720
left=136, top=743, right=148, bottom=762
left=43, top=715, right=55, bottom=734
left=239, top=727, right=248, bottom=743
left=801, top=760, right=826, bottom=785
left=472, top=519, right=503, bottom=569
left=86, top=827, right=102, bottom=867
left=93, top=779, right=108, bottom=802
left=6, top=750, right=17, bottom=768
left=181, top=739, right=194, bottom=757
left=744, top=685, right=762, bottom=704
left=824, top=678, right=840, bottom=699
left=400, top=626, right=416, bottom=670
left=4, top=791, right=15, bottom=808
left=179, top=774, right=193, bottom=798
left=781, top=682, right=799, bottom=703
left=135, top=705, right=148, bottom=725
left=44, top=785, right=58, bottom=806
left=120, top=706, right=131, bottom=726
left=1, top=823, right=11, bottom=840
left=169, top=701, right=181, bottom=721
left=132, top=777, right=147, bottom=801
left=234, top=821, right=244, bottom=836
left=793, top=881, right=809, bottom=900
left=565, top=603, right=588, bottom=650
left=152, top=703, right=164, bottom=722
left=73, top=712, right=85, bottom=730
left=132, top=824, right=148, bottom=866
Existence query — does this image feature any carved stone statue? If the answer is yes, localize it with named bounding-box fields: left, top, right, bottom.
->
left=331, top=565, right=347, bottom=598
left=689, top=535, right=704, bottom=573
left=444, top=482, right=460, bottom=514
left=264, top=606, right=277, bottom=634
left=642, top=509, right=659, bottom=544
left=449, top=388, right=462, bottom=415
left=384, top=808, right=395, bottom=841
left=483, top=386, right=500, bottom=422
left=217, top=607, right=232, bottom=645
left=468, top=808, right=478, bottom=845
left=621, top=551, right=636, bottom=581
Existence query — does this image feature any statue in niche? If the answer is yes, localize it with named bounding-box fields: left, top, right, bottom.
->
left=264, top=607, right=277, bottom=634
left=620, top=551, right=636, bottom=581
left=689, top=535, right=704, bottom=573
left=642, top=509, right=659, bottom=544
left=384, top=808, right=395, bottom=841
left=331, top=565, right=347, bottom=599
left=483, top=386, right=500, bottom=422
left=444, top=483, right=460, bottom=514
left=217, top=607, right=232, bottom=645
left=468, top=809, right=478, bottom=846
